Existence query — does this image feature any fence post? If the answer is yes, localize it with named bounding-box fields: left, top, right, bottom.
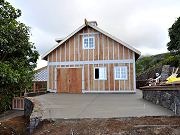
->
left=33, top=82, right=36, bottom=93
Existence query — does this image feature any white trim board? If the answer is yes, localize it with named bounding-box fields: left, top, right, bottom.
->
left=42, top=23, right=141, bottom=60
left=82, top=90, right=135, bottom=93
left=48, top=59, right=134, bottom=66
left=48, top=89, right=57, bottom=93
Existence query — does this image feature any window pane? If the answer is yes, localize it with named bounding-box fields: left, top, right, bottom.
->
left=95, top=68, right=99, bottom=79
left=95, top=67, right=106, bottom=80
left=116, top=72, right=120, bottom=78
left=89, top=38, right=94, bottom=48
left=83, top=36, right=95, bottom=49
left=120, top=67, right=127, bottom=80
left=115, top=67, right=120, bottom=79
left=115, top=67, right=127, bottom=80
left=84, top=38, right=88, bottom=48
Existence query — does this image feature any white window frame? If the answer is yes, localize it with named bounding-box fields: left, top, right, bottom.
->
left=94, top=67, right=107, bottom=80
left=114, top=66, right=128, bottom=80
left=83, top=36, right=95, bottom=49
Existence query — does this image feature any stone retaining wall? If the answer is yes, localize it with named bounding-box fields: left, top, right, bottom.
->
left=24, top=98, right=42, bottom=134
left=142, top=90, right=180, bottom=115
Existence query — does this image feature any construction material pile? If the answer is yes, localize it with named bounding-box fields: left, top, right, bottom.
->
left=148, top=67, right=180, bottom=86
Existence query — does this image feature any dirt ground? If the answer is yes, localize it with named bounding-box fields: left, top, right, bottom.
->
left=0, top=115, right=28, bottom=135
left=0, top=116, right=180, bottom=135
left=33, top=116, right=180, bottom=135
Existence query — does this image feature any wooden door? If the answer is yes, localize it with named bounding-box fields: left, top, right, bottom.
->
left=57, top=68, right=69, bottom=93
left=57, top=68, right=82, bottom=93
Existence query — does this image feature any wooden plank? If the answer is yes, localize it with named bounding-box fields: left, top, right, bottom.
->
left=119, top=44, right=123, bottom=60
left=114, top=42, right=118, bottom=60
left=104, top=36, right=108, bottom=60
left=84, top=64, right=88, bottom=90
left=124, top=47, right=129, bottom=59
left=105, top=64, right=109, bottom=90
left=89, top=28, right=94, bottom=61
left=83, top=27, right=88, bottom=61
left=69, top=68, right=82, bottom=93
left=61, top=44, right=65, bottom=62
left=70, top=37, right=74, bottom=61
left=94, top=33, right=98, bottom=61
left=110, top=64, right=114, bottom=90
left=99, top=34, right=103, bottom=60
left=53, top=50, right=56, bottom=62
left=75, top=34, right=78, bottom=61
left=66, top=40, right=70, bottom=61
left=109, top=38, right=113, bottom=61
left=130, top=63, right=134, bottom=90
left=84, top=45, right=88, bottom=61
left=79, top=35, right=83, bottom=61
left=94, top=64, right=98, bottom=90
left=125, top=63, right=129, bottom=90
left=57, top=68, right=68, bottom=93
left=57, top=47, right=60, bottom=62
left=115, top=63, right=119, bottom=91
left=130, top=50, right=133, bottom=59
left=89, top=64, right=93, bottom=90
left=49, top=53, right=52, bottom=62
left=98, top=64, right=103, bottom=90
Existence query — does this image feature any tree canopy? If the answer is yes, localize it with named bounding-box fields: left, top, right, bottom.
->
left=167, top=17, right=180, bottom=55
left=0, top=0, right=39, bottom=112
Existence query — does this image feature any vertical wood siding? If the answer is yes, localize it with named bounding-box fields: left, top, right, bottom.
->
left=48, top=26, right=135, bottom=92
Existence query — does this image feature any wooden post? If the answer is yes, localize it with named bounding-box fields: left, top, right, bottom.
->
left=33, top=82, right=36, bottom=93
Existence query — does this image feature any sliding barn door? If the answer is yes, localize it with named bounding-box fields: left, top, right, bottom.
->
left=57, top=68, right=82, bottom=93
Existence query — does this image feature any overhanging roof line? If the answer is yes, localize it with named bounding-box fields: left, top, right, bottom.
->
left=42, top=23, right=141, bottom=60
left=88, top=24, right=141, bottom=55
left=42, top=24, right=86, bottom=59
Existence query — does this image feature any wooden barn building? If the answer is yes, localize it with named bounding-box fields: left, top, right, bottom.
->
left=42, top=20, right=141, bottom=93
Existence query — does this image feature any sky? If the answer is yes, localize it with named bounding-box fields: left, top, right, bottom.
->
left=8, top=0, right=180, bottom=69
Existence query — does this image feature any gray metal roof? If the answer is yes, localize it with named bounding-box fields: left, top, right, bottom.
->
left=33, top=66, right=47, bottom=81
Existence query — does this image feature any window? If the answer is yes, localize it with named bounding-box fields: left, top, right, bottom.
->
left=94, top=67, right=107, bottom=80
left=114, top=66, right=128, bottom=80
left=83, top=36, right=95, bottom=49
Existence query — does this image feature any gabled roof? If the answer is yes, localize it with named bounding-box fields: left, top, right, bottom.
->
left=42, top=22, right=141, bottom=60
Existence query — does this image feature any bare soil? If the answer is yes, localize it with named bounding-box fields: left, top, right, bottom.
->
left=33, top=116, right=180, bottom=135
left=0, top=115, right=28, bottom=135
left=0, top=116, right=180, bottom=135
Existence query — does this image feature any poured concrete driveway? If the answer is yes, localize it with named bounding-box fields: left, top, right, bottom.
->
left=34, top=90, right=173, bottom=119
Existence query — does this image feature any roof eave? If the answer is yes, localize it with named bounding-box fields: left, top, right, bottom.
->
left=88, top=23, right=141, bottom=56
left=42, top=24, right=86, bottom=60
left=42, top=23, right=141, bottom=60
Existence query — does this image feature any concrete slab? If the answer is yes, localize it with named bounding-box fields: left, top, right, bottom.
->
left=34, top=90, right=174, bottom=119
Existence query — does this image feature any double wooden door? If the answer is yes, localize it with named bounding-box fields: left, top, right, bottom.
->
left=57, top=68, right=82, bottom=93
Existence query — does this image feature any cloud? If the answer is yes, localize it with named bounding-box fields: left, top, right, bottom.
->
left=7, top=0, right=180, bottom=68
left=35, top=56, right=47, bottom=70
left=30, top=27, right=56, bottom=54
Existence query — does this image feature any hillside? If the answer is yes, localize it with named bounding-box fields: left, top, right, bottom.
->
left=136, top=52, right=180, bottom=80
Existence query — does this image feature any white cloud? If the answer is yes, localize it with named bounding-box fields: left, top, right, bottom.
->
left=7, top=0, right=180, bottom=69
left=30, top=27, right=56, bottom=54
left=35, top=56, right=47, bottom=70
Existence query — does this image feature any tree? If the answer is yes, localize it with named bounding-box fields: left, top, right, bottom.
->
left=167, top=17, right=180, bottom=55
left=0, top=0, right=39, bottom=112
left=167, top=17, right=180, bottom=67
